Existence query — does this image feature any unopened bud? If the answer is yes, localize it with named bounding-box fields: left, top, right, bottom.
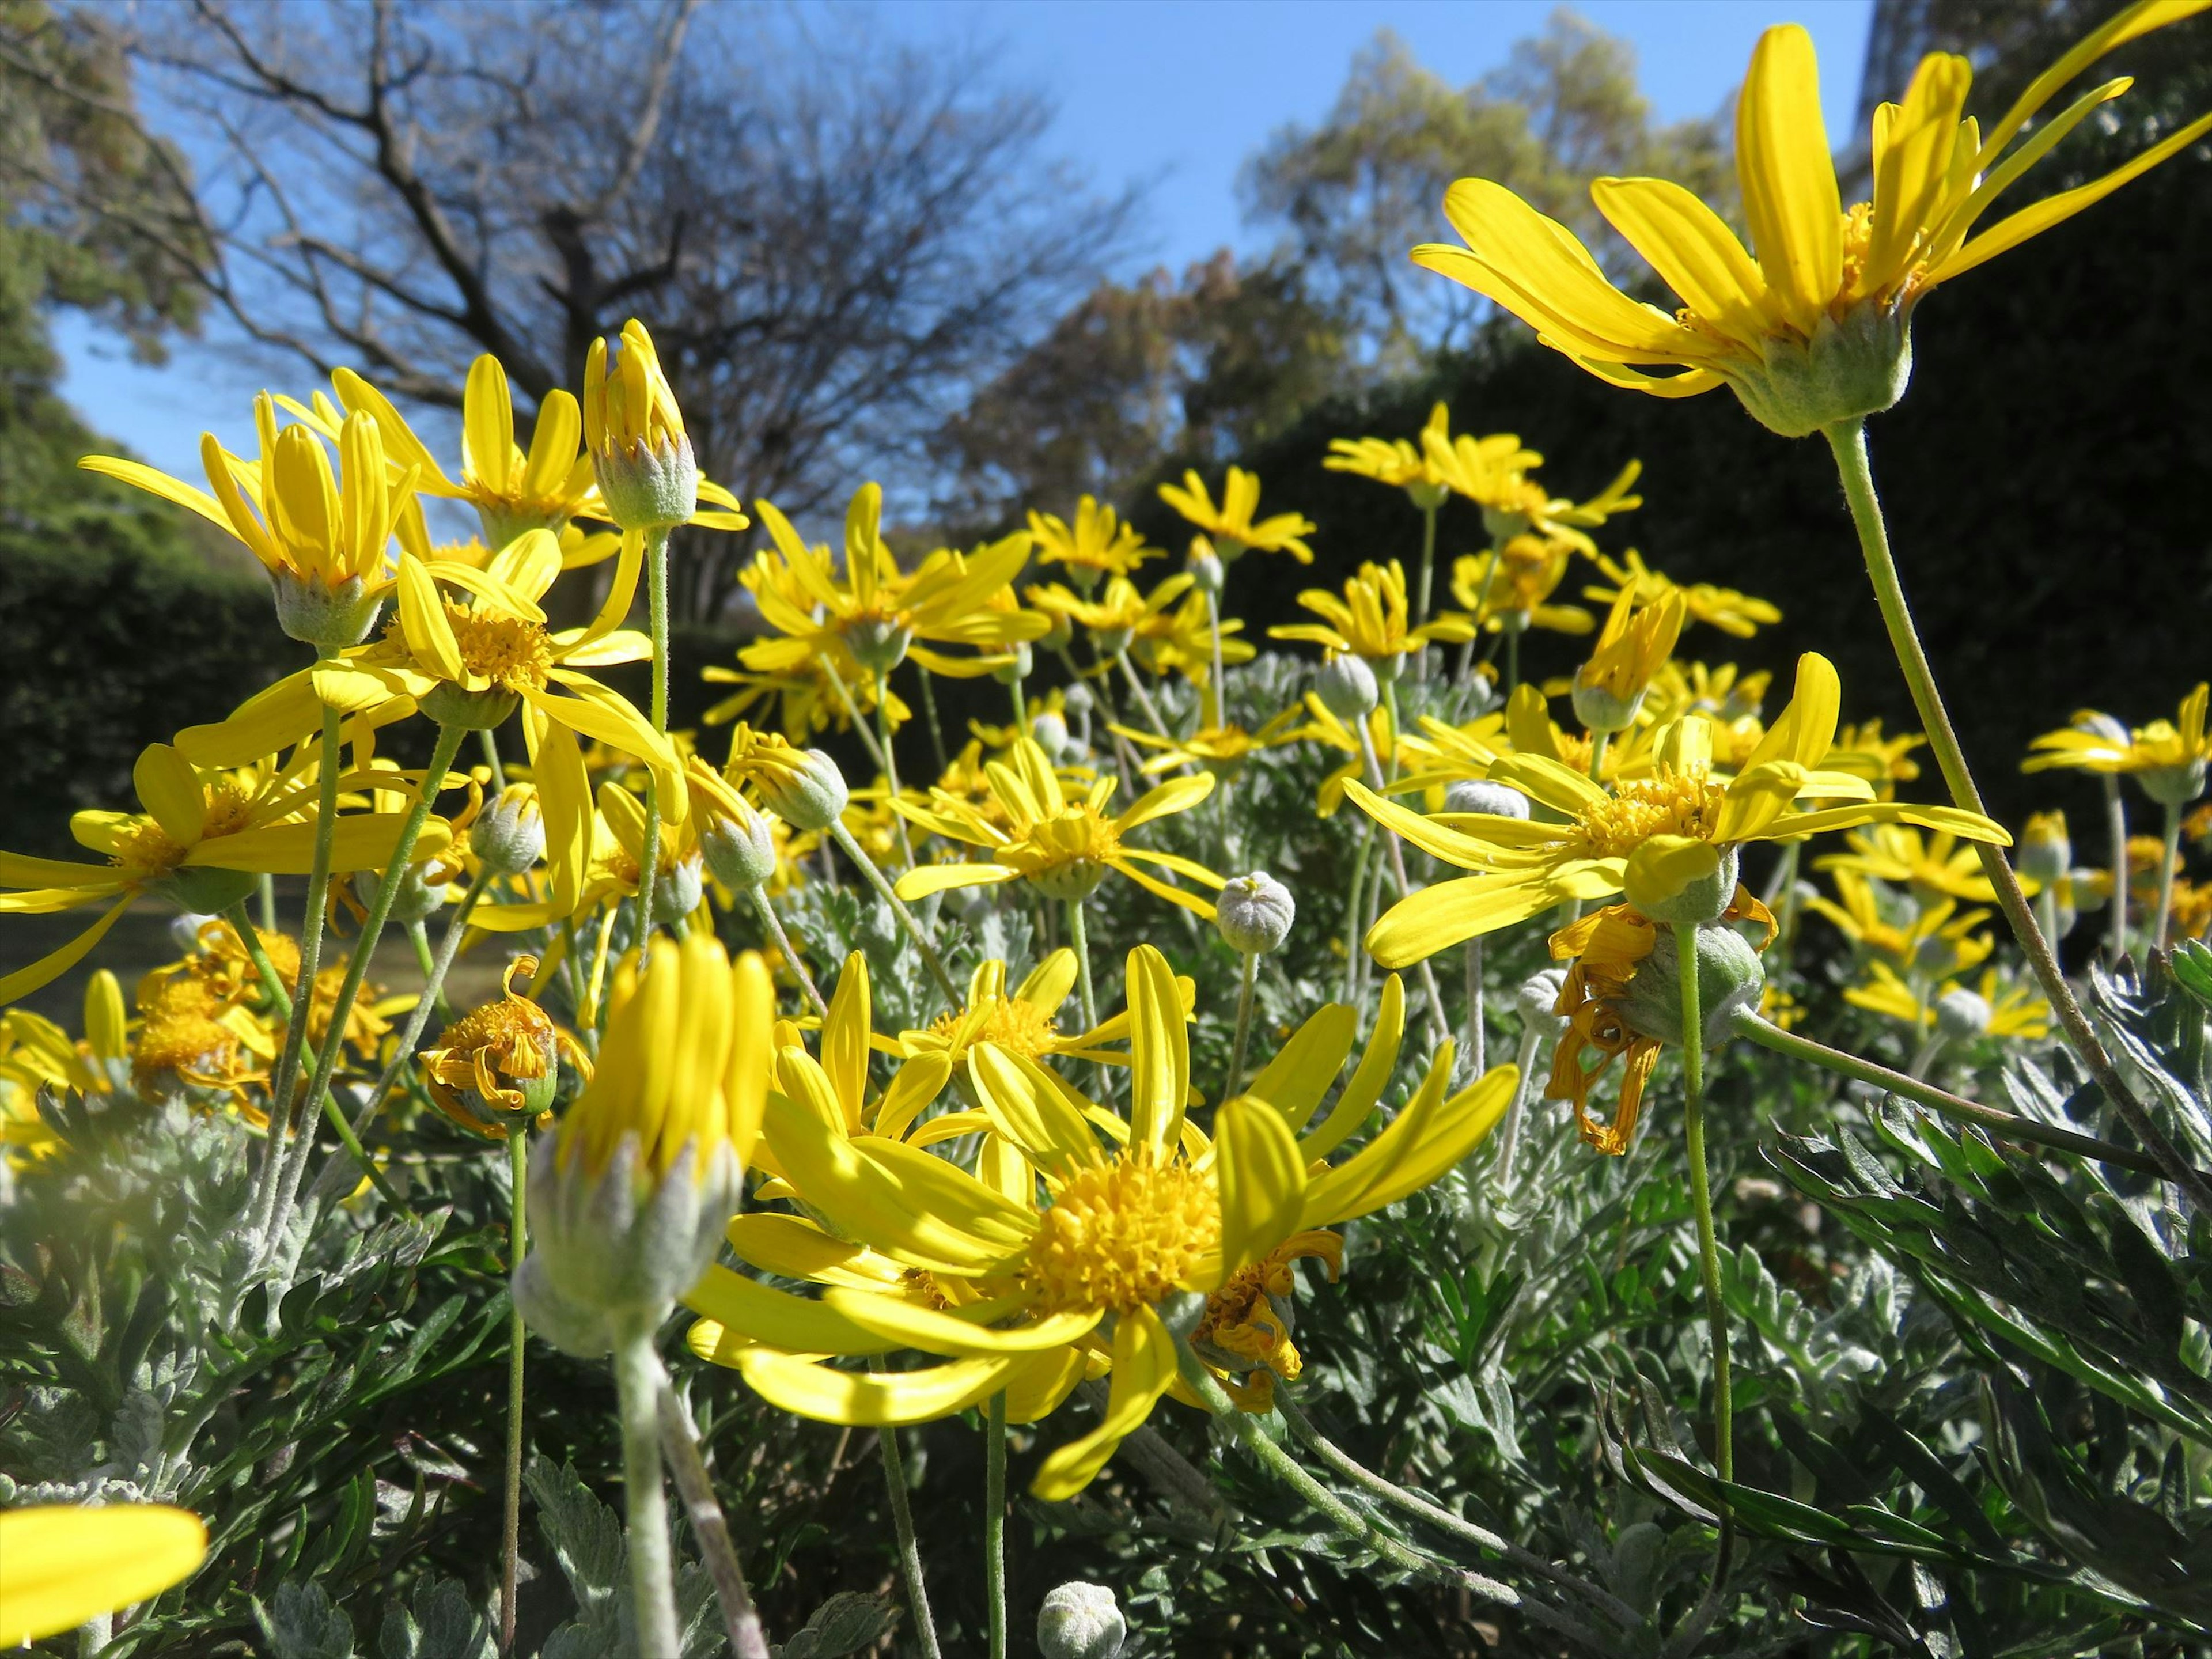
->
left=651, top=854, right=704, bottom=925
left=1517, top=968, right=1569, bottom=1034
left=2018, top=811, right=2070, bottom=884
left=754, top=749, right=849, bottom=832
left=271, top=570, right=383, bottom=649
left=1934, top=987, right=1992, bottom=1040
left=1315, top=653, right=1378, bottom=719
left=1215, top=872, right=1294, bottom=955
left=991, top=642, right=1034, bottom=685
left=700, top=799, right=778, bottom=891
left=1570, top=680, right=1644, bottom=736
left=1031, top=711, right=1071, bottom=763
left=472, top=785, right=546, bottom=875
left=1037, top=1582, right=1125, bottom=1659
left=169, top=911, right=220, bottom=955
left=1188, top=550, right=1225, bottom=594
left=1039, top=611, right=1074, bottom=652
left=1062, top=681, right=1096, bottom=719
left=1445, top=780, right=1529, bottom=819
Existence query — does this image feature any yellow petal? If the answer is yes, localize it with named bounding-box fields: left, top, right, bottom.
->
left=1030, top=1304, right=1177, bottom=1501
left=820, top=1289, right=1100, bottom=1359
left=1244, top=1002, right=1357, bottom=1134
left=0, top=895, right=134, bottom=1005
left=1366, top=875, right=1558, bottom=967
left=823, top=952, right=872, bottom=1128
left=894, top=862, right=1022, bottom=901
left=1623, top=835, right=1721, bottom=912
left=1302, top=975, right=1404, bottom=1160
left=1124, top=945, right=1188, bottom=1159
left=397, top=556, right=466, bottom=682
left=1214, top=1094, right=1306, bottom=1275
left=0, top=1503, right=208, bottom=1643
left=968, top=1044, right=1104, bottom=1178
left=1590, top=176, right=1770, bottom=342
left=463, top=354, right=516, bottom=496
left=736, top=1349, right=1022, bottom=1426
left=132, top=744, right=207, bottom=845
left=1735, top=24, right=1842, bottom=330
left=684, top=1267, right=904, bottom=1356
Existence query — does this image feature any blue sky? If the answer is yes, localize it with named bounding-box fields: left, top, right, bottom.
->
left=59, top=0, right=1873, bottom=479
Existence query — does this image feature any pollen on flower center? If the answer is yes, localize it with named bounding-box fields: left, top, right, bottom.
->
left=1022, top=1155, right=1220, bottom=1315
left=1010, top=806, right=1122, bottom=872
left=414, top=600, right=554, bottom=691
left=1571, top=770, right=1725, bottom=859
left=439, top=995, right=556, bottom=1076
left=934, top=997, right=1056, bottom=1058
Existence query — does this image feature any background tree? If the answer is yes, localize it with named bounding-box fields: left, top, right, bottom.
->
left=102, top=0, right=1136, bottom=619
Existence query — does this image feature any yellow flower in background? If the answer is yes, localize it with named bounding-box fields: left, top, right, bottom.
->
left=0, top=744, right=451, bottom=1005
left=0, top=1503, right=207, bottom=1643
left=1028, top=497, right=1161, bottom=584
left=1451, top=536, right=1594, bottom=636
left=1114, top=709, right=1307, bottom=781
left=893, top=737, right=1225, bottom=915
left=1824, top=719, right=1925, bottom=797
left=1815, top=823, right=2003, bottom=905
left=1129, top=588, right=1256, bottom=691
left=702, top=651, right=910, bottom=743
left=1847, top=963, right=2050, bottom=1040
left=745, top=484, right=1045, bottom=680
left=1584, top=551, right=1781, bottom=639
left=1029, top=572, right=1195, bottom=657
left=1412, top=3, right=2212, bottom=434
left=1325, top=401, right=1455, bottom=509
left=1270, top=559, right=1474, bottom=671
left=1572, top=588, right=1687, bottom=727
left=419, top=958, right=584, bottom=1138
left=1349, top=653, right=2009, bottom=966
left=1804, top=868, right=1994, bottom=979
left=1422, top=430, right=1642, bottom=551
left=684, top=946, right=1513, bottom=1497
left=896, top=950, right=1192, bottom=1077
left=2026, top=685, right=2212, bottom=804
left=1157, top=466, right=1315, bottom=562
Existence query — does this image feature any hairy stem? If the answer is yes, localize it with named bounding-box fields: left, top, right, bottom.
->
left=501, top=1128, right=528, bottom=1653
left=749, top=887, right=828, bottom=1017
left=659, top=1379, right=773, bottom=1659
left=985, top=1390, right=1008, bottom=1659
left=1227, top=949, right=1257, bottom=1100
left=828, top=821, right=960, bottom=1002
left=615, top=1326, right=681, bottom=1659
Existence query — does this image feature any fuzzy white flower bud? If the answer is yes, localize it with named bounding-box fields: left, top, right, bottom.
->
left=991, top=642, right=1035, bottom=685
left=754, top=749, right=849, bottom=832
left=1314, top=653, right=1378, bottom=719
left=1517, top=968, right=1569, bottom=1035
left=1188, top=550, right=1225, bottom=594
left=1031, top=710, right=1071, bottom=763
left=471, top=784, right=546, bottom=876
left=1445, top=780, right=1529, bottom=819
left=1935, top=987, right=1993, bottom=1040
left=700, top=799, right=779, bottom=891
left=1215, top=872, right=1294, bottom=955
left=1037, top=1582, right=1126, bottom=1659
left=650, top=854, right=704, bottom=926
left=1616, top=924, right=1765, bottom=1049
left=1062, top=681, right=1096, bottom=719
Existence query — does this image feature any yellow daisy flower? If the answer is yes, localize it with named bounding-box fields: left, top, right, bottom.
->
left=1450, top=536, right=1594, bottom=637
left=1128, top=588, right=1255, bottom=692
left=1112, top=709, right=1308, bottom=782
left=1411, top=4, right=2212, bottom=434
left=1582, top=550, right=1781, bottom=639
left=1813, top=823, right=2003, bottom=906
left=1347, top=653, right=2009, bottom=967
left=1847, top=962, right=2049, bottom=1041
left=1803, top=868, right=1994, bottom=980
left=1269, top=559, right=1474, bottom=671
left=1421, top=430, right=1641, bottom=551
left=1027, top=497, right=1161, bottom=585
left=1157, top=466, right=1315, bottom=562
left=1324, top=401, right=1455, bottom=509
left=2025, top=685, right=2212, bottom=804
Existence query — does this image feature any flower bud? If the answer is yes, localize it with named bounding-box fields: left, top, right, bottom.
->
left=753, top=748, right=849, bottom=832
left=1315, top=653, right=1378, bottom=720
left=652, top=853, right=704, bottom=926
left=847, top=617, right=913, bottom=675
left=700, top=798, right=779, bottom=891
left=2141, top=759, right=2207, bottom=808
left=1934, top=986, right=1992, bottom=1040
left=1031, top=710, right=1071, bottom=764
left=1616, top=923, right=1766, bottom=1050
left=2019, top=811, right=2070, bottom=884
left=168, top=911, right=220, bottom=955
left=358, top=859, right=448, bottom=923
left=1445, top=779, right=1529, bottom=819
left=991, top=642, right=1035, bottom=685
left=1188, top=548, right=1225, bottom=594
left=271, top=570, right=384, bottom=649
left=1062, top=681, right=1096, bottom=719
left=471, top=784, right=546, bottom=876
left=1215, top=872, right=1294, bottom=955
left=1518, top=967, right=1570, bottom=1032
left=1039, top=610, right=1074, bottom=652
left=583, top=320, right=698, bottom=533
left=1037, top=1582, right=1126, bottom=1659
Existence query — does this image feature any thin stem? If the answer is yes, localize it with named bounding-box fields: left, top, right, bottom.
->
left=915, top=666, right=950, bottom=775
left=659, top=1381, right=774, bottom=1659
left=501, top=1128, right=528, bottom=1654
left=817, top=652, right=891, bottom=772
left=1342, top=820, right=1374, bottom=1010
left=2157, top=799, right=2183, bottom=953
left=985, top=1390, right=1008, bottom=1659
left=1205, top=592, right=1227, bottom=727
left=1676, top=924, right=1730, bottom=1493
left=615, top=1325, right=681, bottom=1659
left=479, top=726, right=509, bottom=793
left=2105, top=777, right=2130, bottom=966
left=1008, top=672, right=1028, bottom=738
left=635, top=527, right=673, bottom=971
left=1116, top=650, right=1174, bottom=743
left=873, top=1414, right=944, bottom=1659
left=1464, top=937, right=1486, bottom=1078
left=1358, top=721, right=1452, bottom=1048
left=257, top=872, right=277, bottom=935
left=1505, top=628, right=1520, bottom=700
left=749, top=887, right=828, bottom=1017
left=1272, top=1390, right=1639, bottom=1627
left=1497, top=1025, right=1545, bottom=1188
left=259, top=722, right=465, bottom=1274
left=408, top=921, right=440, bottom=1002
left=828, top=821, right=960, bottom=1002
left=1227, top=949, right=1258, bottom=1099
left=1730, top=1009, right=2190, bottom=1177
left=1587, top=729, right=1611, bottom=786
left=1069, top=897, right=1099, bottom=1037
left=249, top=683, right=344, bottom=1243
left=1823, top=418, right=2212, bottom=1213
left=1415, top=502, right=1439, bottom=643
left=876, top=692, right=917, bottom=871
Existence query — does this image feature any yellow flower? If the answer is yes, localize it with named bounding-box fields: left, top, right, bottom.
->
left=0, top=744, right=450, bottom=1005
left=745, top=484, right=1045, bottom=680
left=1803, top=868, right=1993, bottom=980
left=1573, top=588, right=1687, bottom=729
left=1324, top=401, right=1455, bottom=509
left=1028, top=571, right=1193, bottom=658
left=1847, top=963, right=2049, bottom=1040
left=1421, top=430, right=1641, bottom=551
left=1583, top=550, right=1780, bottom=639
left=1814, top=823, right=2003, bottom=906
left=1450, top=537, right=1594, bottom=636
left=419, top=957, right=589, bottom=1138
left=0, top=1503, right=207, bottom=1643
left=1113, top=709, right=1306, bottom=782
left=1270, top=559, right=1474, bottom=670
left=1129, top=589, right=1255, bottom=691
left=1348, top=653, right=2009, bottom=966
left=892, top=737, right=1225, bottom=915
left=1293, top=697, right=1408, bottom=816
left=703, top=650, right=909, bottom=743
left=1412, top=5, right=2212, bottom=435
left=1824, top=719, right=1924, bottom=797
left=895, top=950, right=1187, bottom=1076
left=1028, top=497, right=1161, bottom=584
left=1157, top=466, right=1314, bottom=562
left=683, top=947, right=1513, bottom=1497
left=2025, top=685, right=2212, bottom=804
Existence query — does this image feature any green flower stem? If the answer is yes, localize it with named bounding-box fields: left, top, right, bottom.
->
left=408, top=919, right=438, bottom=993
left=635, top=527, right=673, bottom=971
left=1505, top=628, right=1521, bottom=700
left=1116, top=650, right=1175, bottom=743
left=915, top=664, right=950, bottom=775
left=2105, top=777, right=2130, bottom=965
left=500, top=1127, right=528, bottom=1655
left=1676, top=924, right=1731, bottom=1493
left=816, top=652, right=891, bottom=774
left=1271, top=1390, right=1640, bottom=1628
left=1227, top=949, right=1258, bottom=1100
left=1415, top=502, right=1439, bottom=637
left=221, top=902, right=407, bottom=1213
left=1008, top=672, right=1028, bottom=738
left=479, top=726, right=509, bottom=793
left=876, top=693, right=917, bottom=872
left=257, top=872, right=277, bottom=935
left=1464, top=937, right=1486, bottom=1077
left=749, top=887, right=829, bottom=1018
left=1587, top=729, right=1612, bottom=786
left=827, top=821, right=960, bottom=1003
left=615, top=1324, right=682, bottom=1659
left=2157, top=800, right=2184, bottom=953
left=867, top=1368, right=944, bottom=1659
left=1823, top=418, right=2212, bottom=1213
left=258, top=722, right=465, bottom=1274
left=1768, top=841, right=1804, bottom=961
left=1342, top=820, right=1374, bottom=1009
left=658, top=1378, right=774, bottom=1659
left=1069, top=898, right=1101, bottom=1080
left=985, top=1389, right=1009, bottom=1659
left=1205, top=592, right=1228, bottom=728
left=1495, top=1022, right=1547, bottom=1188
left=248, top=679, right=346, bottom=1243
left=1357, top=721, right=1452, bottom=1048
left=1729, top=1008, right=2188, bottom=1178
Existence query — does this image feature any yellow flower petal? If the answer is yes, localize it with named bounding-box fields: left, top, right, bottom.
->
left=1030, top=1304, right=1177, bottom=1501
left=1735, top=25, right=1842, bottom=332
left=1243, top=1002, right=1357, bottom=1134
left=1214, top=1094, right=1306, bottom=1275
left=0, top=1503, right=207, bottom=1643
left=1124, top=945, right=1188, bottom=1160
left=132, top=744, right=207, bottom=846
left=736, top=1349, right=1024, bottom=1427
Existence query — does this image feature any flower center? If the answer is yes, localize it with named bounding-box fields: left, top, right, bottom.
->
left=1571, top=770, right=1725, bottom=859
left=440, top=996, right=557, bottom=1077
left=132, top=1010, right=247, bottom=1094
left=442, top=601, right=554, bottom=691
left=1022, top=1155, right=1220, bottom=1315
left=1007, top=806, right=1121, bottom=873
left=933, top=997, right=1056, bottom=1058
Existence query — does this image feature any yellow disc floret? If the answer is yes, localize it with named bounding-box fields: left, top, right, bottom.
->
left=1023, top=1155, right=1220, bottom=1315
left=1570, top=770, right=1726, bottom=860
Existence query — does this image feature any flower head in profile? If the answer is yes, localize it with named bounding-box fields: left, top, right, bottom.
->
left=1584, top=551, right=1781, bottom=639
left=1348, top=653, right=2010, bottom=966
left=1572, top=588, right=1687, bottom=730
left=1028, top=497, right=1161, bottom=586
left=1028, top=571, right=1194, bottom=659
left=2027, top=685, right=2212, bottom=805
left=892, top=737, right=1225, bottom=915
left=1128, top=588, right=1255, bottom=691
left=1452, top=537, right=1594, bottom=637
left=1157, top=466, right=1314, bottom=562
left=1804, top=867, right=1993, bottom=981
left=683, top=948, right=1513, bottom=1497
left=1814, top=823, right=2003, bottom=906
left=1113, top=709, right=1306, bottom=783
left=1270, top=559, right=1474, bottom=675
left=1416, top=5, right=2212, bottom=435
left=1324, top=401, right=1455, bottom=510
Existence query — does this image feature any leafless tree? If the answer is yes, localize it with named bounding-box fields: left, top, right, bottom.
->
left=84, top=0, right=1136, bottom=617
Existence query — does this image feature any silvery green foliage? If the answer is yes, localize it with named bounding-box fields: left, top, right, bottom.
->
left=525, top=1460, right=721, bottom=1659
left=771, top=1591, right=899, bottom=1658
